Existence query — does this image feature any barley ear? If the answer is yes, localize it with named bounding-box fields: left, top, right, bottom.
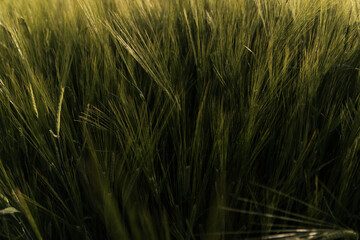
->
left=29, top=83, right=38, bottom=118
left=55, top=87, right=65, bottom=137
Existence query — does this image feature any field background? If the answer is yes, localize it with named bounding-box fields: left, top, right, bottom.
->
left=0, top=0, right=360, bottom=239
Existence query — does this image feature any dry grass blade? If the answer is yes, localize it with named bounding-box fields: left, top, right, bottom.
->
left=0, top=207, right=20, bottom=215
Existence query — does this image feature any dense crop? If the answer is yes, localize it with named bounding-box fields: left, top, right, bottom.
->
left=1, top=0, right=360, bottom=239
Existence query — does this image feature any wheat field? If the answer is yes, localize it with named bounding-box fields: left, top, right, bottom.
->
left=0, top=0, right=360, bottom=239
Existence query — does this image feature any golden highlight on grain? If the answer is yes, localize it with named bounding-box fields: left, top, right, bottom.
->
left=56, top=87, right=65, bottom=137
left=29, top=83, right=38, bottom=118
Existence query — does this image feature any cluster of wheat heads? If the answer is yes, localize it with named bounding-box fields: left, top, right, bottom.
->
left=1, top=0, right=360, bottom=239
